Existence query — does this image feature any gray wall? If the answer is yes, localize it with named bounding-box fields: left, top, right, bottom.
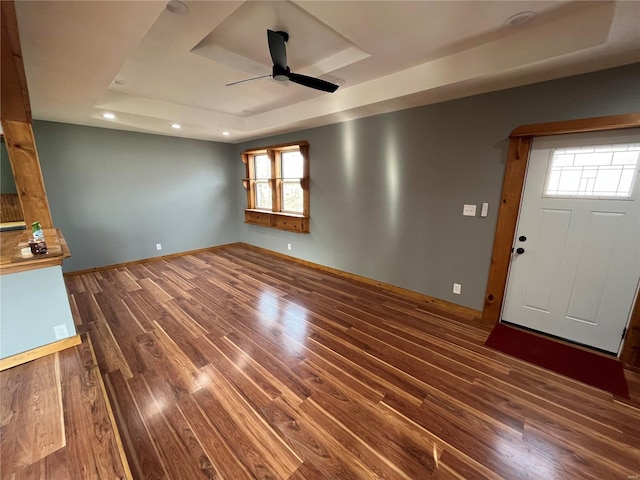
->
left=237, top=63, right=640, bottom=311
left=28, top=64, right=640, bottom=309
left=34, top=122, right=238, bottom=272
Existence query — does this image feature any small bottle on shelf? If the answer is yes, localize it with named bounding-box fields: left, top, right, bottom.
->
left=30, top=221, right=48, bottom=254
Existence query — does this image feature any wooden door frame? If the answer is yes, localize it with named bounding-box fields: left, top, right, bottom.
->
left=481, top=112, right=640, bottom=368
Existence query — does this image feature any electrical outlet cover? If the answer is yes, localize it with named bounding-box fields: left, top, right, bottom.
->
left=54, top=324, right=69, bottom=339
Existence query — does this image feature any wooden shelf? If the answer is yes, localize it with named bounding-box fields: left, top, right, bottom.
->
left=244, top=210, right=309, bottom=233
left=0, top=227, right=70, bottom=275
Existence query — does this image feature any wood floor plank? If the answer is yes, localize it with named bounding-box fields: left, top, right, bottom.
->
left=127, top=375, right=205, bottom=480
left=86, top=316, right=135, bottom=379
left=134, top=330, right=199, bottom=404
left=224, top=330, right=312, bottom=401
left=522, top=421, right=631, bottom=480
left=172, top=293, right=236, bottom=338
left=307, top=330, right=431, bottom=400
left=51, top=244, right=640, bottom=479
left=153, top=312, right=209, bottom=369
left=177, top=395, right=253, bottom=480
left=193, top=384, right=298, bottom=479
left=470, top=377, right=640, bottom=452
left=209, top=335, right=307, bottom=409
left=296, top=359, right=441, bottom=478
left=197, top=363, right=303, bottom=477
left=105, top=369, right=167, bottom=480
left=193, top=336, right=279, bottom=410
left=264, top=396, right=401, bottom=480
left=122, top=291, right=165, bottom=331
left=466, top=365, right=640, bottom=448
left=136, top=278, right=173, bottom=306
left=58, top=340, right=130, bottom=480
left=10, top=445, right=72, bottom=480
left=0, top=353, right=64, bottom=473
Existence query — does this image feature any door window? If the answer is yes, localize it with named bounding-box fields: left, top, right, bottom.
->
left=544, top=143, right=639, bottom=199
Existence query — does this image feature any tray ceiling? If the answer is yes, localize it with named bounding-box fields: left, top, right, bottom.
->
left=10, top=1, right=640, bottom=143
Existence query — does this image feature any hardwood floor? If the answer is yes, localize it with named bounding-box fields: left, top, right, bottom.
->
left=57, top=244, right=640, bottom=478
left=0, top=335, right=131, bottom=479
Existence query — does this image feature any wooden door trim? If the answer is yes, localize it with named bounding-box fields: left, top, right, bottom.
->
left=510, top=113, right=640, bottom=138
left=481, top=113, right=640, bottom=366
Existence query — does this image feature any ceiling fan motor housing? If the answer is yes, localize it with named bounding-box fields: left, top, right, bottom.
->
left=274, top=31, right=289, bottom=42
left=273, top=65, right=291, bottom=81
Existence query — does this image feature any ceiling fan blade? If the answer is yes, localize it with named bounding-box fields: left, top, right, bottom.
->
left=267, top=29, right=288, bottom=70
left=225, top=74, right=271, bottom=87
left=288, top=72, right=339, bottom=93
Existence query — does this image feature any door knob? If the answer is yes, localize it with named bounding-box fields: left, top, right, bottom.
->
left=516, top=247, right=525, bottom=254
left=518, top=235, right=527, bottom=242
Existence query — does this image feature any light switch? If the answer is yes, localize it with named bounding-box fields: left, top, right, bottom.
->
left=463, top=204, right=477, bottom=216
left=481, top=203, right=489, bottom=217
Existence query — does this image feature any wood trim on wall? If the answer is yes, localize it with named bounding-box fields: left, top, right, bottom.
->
left=621, top=293, right=640, bottom=368
left=481, top=137, right=532, bottom=325
left=239, top=243, right=484, bottom=327
left=0, top=335, right=81, bottom=371
left=62, top=243, right=237, bottom=277
left=482, top=113, right=640, bottom=367
left=510, top=113, right=640, bottom=138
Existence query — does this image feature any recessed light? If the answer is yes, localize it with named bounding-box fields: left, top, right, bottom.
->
left=166, top=0, right=190, bottom=15
left=504, top=11, right=536, bottom=28
left=222, top=131, right=230, bottom=136
left=102, top=112, right=115, bottom=119
left=171, top=123, right=181, bottom=129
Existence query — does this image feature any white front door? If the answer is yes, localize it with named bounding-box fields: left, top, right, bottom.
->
left=502, top=129, right=640, bottom=354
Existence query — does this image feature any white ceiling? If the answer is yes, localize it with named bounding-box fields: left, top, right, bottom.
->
left=12, top=1, right=640, bottom=143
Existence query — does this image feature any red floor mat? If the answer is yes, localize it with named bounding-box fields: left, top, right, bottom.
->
left=485, top=323, right=629, bottom=398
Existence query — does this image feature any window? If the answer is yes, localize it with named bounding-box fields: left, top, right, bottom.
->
left=242, top=141, right=310, bottom=233
left=281, top=150, right=304, bottom=213
left=254, top=154, right=272, bottom=209
left=544, top=143, right=640, bottom=199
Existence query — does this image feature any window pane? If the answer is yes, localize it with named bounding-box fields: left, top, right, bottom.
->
left=254, top=155, right=271, bottom=179
left=613, top=151, right=640, bottom=165
left=282, top=151, right=303, bottom=178
left=592, top=167, right=622, bottom=196
left=255, top=181, right=272, bottom=209
left=544, top=143, right=639, bottom=198
left=573, top=151, right=613, bottom=166
left=618, top=167, right=636, bottom=194
left=282, top=181, right=303, bottom=212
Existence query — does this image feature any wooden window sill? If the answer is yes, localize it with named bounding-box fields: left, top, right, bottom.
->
left=244, top=209, right=309, bottom=233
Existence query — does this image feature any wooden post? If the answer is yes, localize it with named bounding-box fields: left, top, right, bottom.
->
left=1, top=1, right=53, bottom=229
left=1, top=121, right=53, bottom=228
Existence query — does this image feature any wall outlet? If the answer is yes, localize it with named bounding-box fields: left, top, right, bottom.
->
left=287, top=243, right=292, bottom=251
left=156, top=243, right=162, bottom=251
left=453, top=283, right=462, bottom=295
left=54, top=324, right=69, bottom=340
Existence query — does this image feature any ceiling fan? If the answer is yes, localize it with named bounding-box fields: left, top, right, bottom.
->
left=225, top=29, right=339, bottom=93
